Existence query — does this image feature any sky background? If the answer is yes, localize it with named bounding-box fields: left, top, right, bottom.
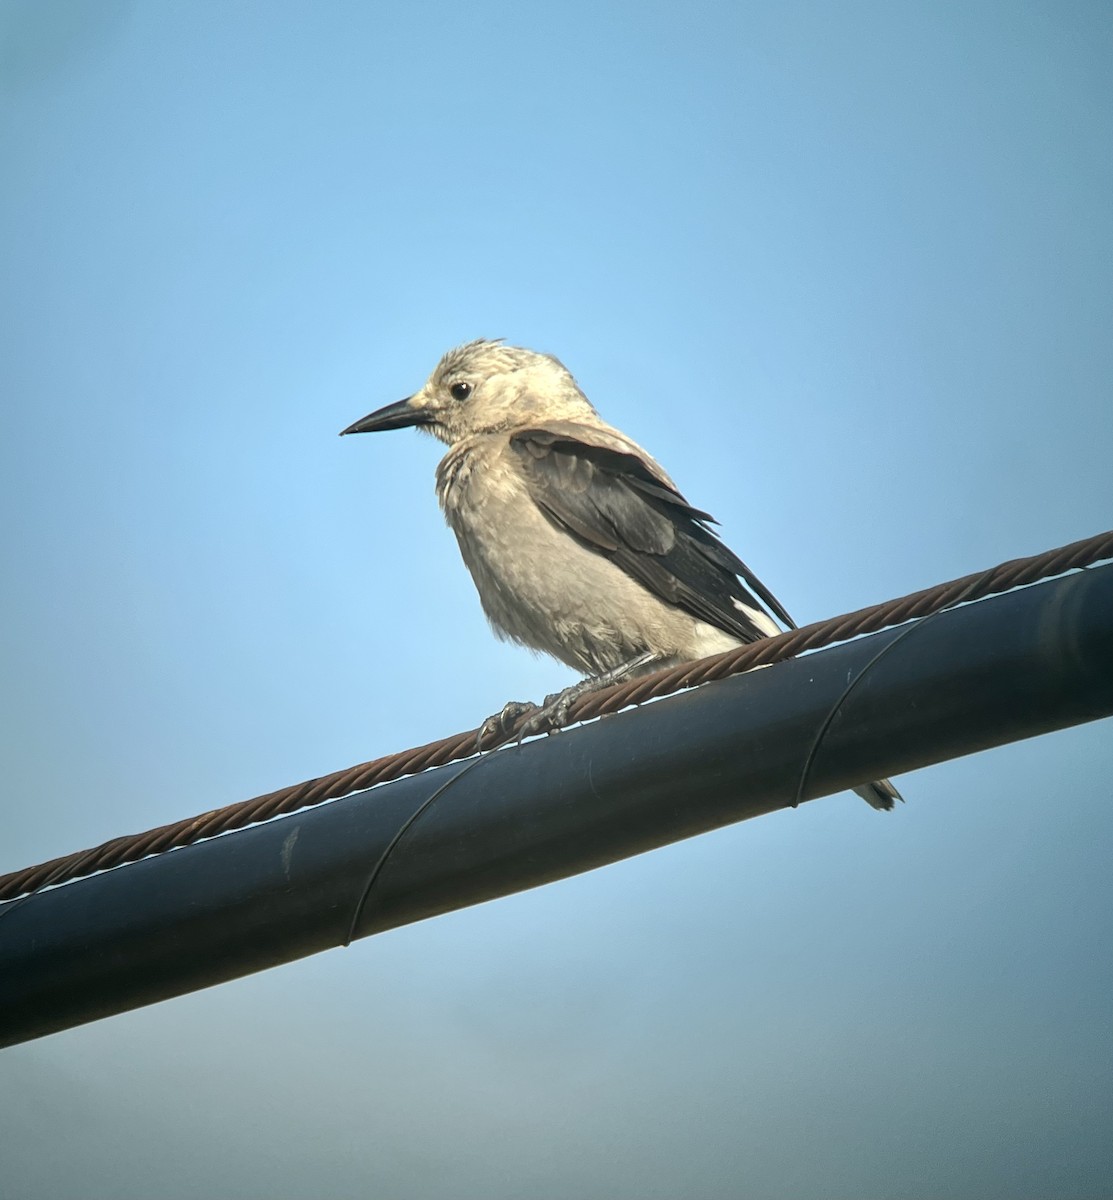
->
left=2, top=1, right=1112, bottom=1196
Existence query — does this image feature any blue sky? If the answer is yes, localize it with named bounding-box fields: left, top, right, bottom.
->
left=2, top=1, right=1111, bottom=1196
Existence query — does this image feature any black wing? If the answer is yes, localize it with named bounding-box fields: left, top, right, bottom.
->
left=510, top=428, right=796, bottom=643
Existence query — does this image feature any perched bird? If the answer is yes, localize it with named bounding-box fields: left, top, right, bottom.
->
left=341, top=339, right=901, bottom=810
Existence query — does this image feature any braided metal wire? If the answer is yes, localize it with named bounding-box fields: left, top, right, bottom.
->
left=2, top=528, right=1110, bottom=903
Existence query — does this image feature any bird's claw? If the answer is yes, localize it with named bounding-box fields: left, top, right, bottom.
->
left=516, top=687, right=580, bottom=740
left=477, top=685, right=586, bottom=749
left=476, top=700, right=539, bottom=751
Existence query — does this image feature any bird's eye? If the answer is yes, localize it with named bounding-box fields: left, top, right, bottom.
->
left=450, top=381, right=473, bottom=402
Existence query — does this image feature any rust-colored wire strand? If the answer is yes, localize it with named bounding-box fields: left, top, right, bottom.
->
left=2, top=528, right=1111, bottom=904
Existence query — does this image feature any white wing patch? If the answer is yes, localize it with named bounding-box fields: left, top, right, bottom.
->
left=732, top=597, right=781, bottom=639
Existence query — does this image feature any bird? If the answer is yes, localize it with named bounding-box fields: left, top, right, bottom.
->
left=341, top=339, right=901, bottom=810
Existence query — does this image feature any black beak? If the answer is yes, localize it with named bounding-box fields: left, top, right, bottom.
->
left=339, top=396, right=431, bottom=436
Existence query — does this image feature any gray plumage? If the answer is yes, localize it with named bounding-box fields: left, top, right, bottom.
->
left=342, top=339, right=902, bottom=811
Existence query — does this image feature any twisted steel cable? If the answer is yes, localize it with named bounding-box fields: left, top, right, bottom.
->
left=2, top=528, right=1110, bottom=904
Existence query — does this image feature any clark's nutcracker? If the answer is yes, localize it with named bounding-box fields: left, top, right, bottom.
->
left=342, top=339, right=901, bottom=810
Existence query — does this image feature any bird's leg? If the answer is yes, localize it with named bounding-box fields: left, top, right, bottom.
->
left=516, top=650, right=661, bottom=741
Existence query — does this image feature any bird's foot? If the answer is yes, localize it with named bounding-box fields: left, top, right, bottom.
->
left=477, top=683, right=590, bottom=749
left=476, top=700, right=539, bottom=751
left=516, top=684, right=587, bottom=740
left=478, top=653, right=663, bottom=750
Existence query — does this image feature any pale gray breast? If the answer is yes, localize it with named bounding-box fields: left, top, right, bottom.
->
left=433, top=435, right=691, bottom=674
left=435, top=438, right=557, bottom=646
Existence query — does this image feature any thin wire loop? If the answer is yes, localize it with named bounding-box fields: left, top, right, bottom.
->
left=790, top=577, right=984, bottom=809
left=342, top=755, right=487, bottom=947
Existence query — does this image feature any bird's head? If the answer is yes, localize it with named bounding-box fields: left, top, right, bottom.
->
left=340, top=339, right=598, bottom=445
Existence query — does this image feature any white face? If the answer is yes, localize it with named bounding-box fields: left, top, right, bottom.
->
left=406, top=342, right=597, bottom=444
left=341, top=341, right=598, bottom=445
